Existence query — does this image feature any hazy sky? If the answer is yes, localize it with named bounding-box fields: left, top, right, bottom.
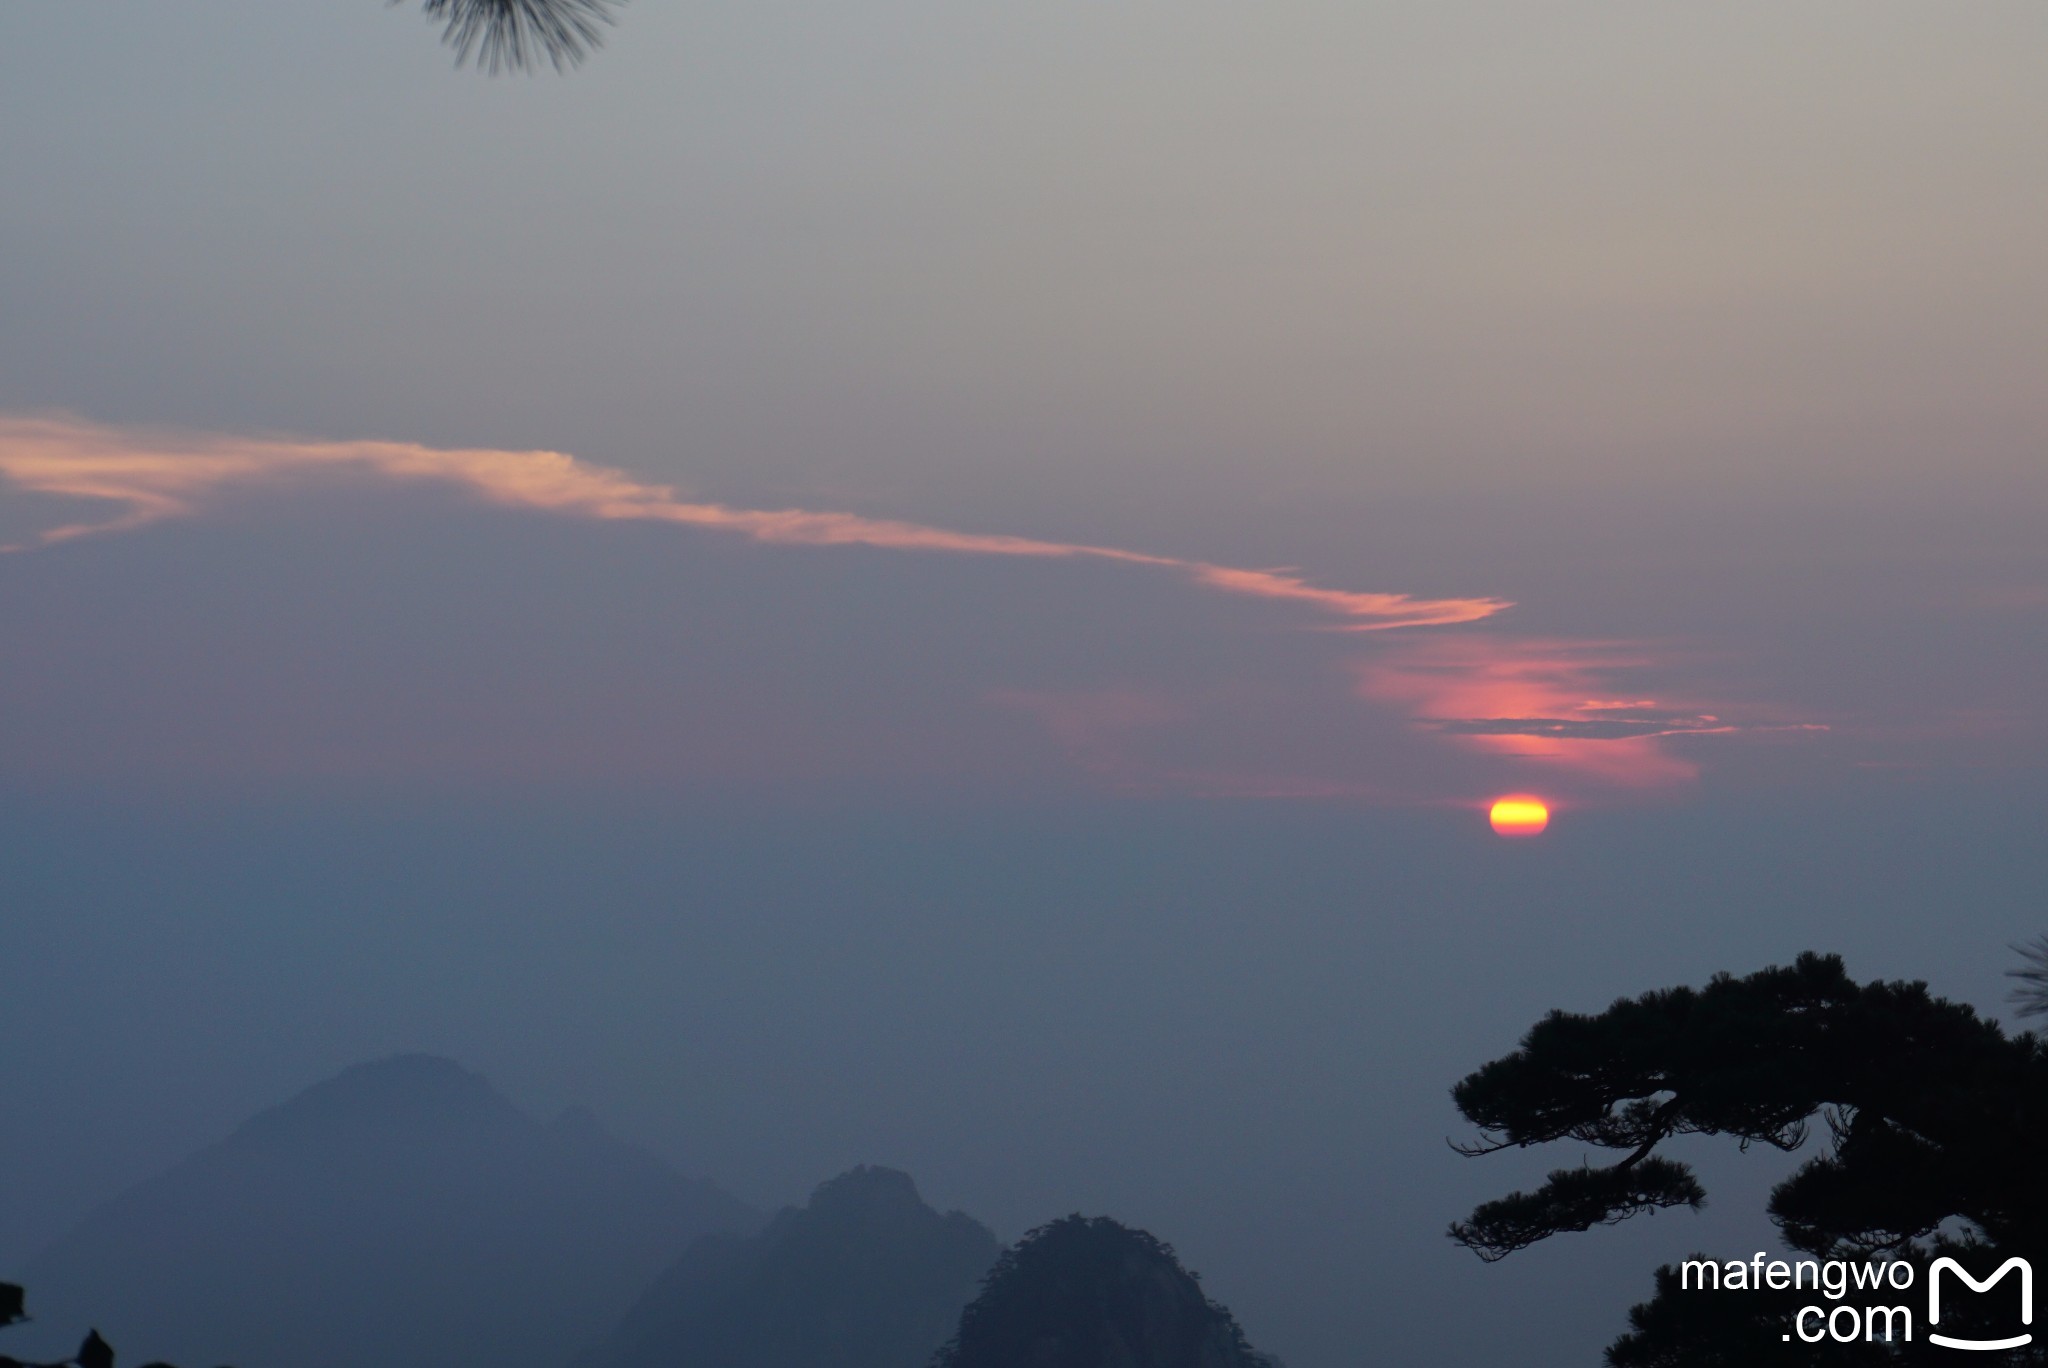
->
left=3, top=4, right=2045, bottom=1366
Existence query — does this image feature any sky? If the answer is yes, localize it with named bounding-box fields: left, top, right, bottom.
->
left=2, top=4, right=2046, bottom=1365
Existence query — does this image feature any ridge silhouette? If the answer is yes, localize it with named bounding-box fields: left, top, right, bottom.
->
left=933, top=1215, right=1282, bottom=1368
left=579, top=1165, right=999, bottom=1368
left=14, top=1055, right=752, bottom=1368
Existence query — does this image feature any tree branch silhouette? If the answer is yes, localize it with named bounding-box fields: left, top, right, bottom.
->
left=403, top=0, right=627, bottom=73
left=1448, top=951, right=2048, bottom=1363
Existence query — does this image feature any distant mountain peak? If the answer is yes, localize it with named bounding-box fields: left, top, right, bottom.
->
left=579, top=1164, right=1000, bottom=1368
left=231, top=1052, right=523, bottom=1145
left=18, top=1056, right=756, bottom=1368
left=935, top=1215, right=1278, bottom=1368
left=806, top=1163, right=926, bottom=1212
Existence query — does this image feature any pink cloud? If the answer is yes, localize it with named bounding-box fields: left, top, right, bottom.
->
left=0, top=413, right=1509, bottom=631
left=2, top=414, right=1823, bottom=801
left=1355, top=634, right=1819, bottom=788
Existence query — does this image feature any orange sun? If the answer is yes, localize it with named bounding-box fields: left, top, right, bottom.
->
left=1488, top=795, right=1550, bottom=838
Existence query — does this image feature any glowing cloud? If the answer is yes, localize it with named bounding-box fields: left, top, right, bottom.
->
left=0, top=414, right=1509, bottom=632
left=1355, top=635, right=1815, bottom=787
left=6, top=414, right=1818, bottom=801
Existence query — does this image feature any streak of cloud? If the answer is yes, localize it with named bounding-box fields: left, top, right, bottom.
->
left=0, top=414, right=1509, bottom=631
left=1355, top=636, right=1822, bottom=787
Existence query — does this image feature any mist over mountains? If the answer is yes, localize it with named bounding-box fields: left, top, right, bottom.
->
left=12, top=1055, right=755, bottom=1368
left=579, top=1165, right=1000, bottom=1368
left=8, top=1056, right=1283, bottom=1368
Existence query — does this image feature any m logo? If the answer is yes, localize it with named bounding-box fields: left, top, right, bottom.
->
left=1928, top=1256, right=2033, bottom=1352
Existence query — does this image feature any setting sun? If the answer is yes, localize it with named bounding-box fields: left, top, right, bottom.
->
left=1488, top=796, right=1551, bottom=837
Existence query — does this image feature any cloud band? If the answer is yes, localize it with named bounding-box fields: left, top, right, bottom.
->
left=0, top=414, right=1509, bottom=631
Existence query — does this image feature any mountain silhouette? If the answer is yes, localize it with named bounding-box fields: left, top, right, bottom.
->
left=14, top=1055, right=755, bottom=1368
left=578, top=1165, right=1000, bottom=1368
left=932, top=1215, right=1280, bottom=1368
